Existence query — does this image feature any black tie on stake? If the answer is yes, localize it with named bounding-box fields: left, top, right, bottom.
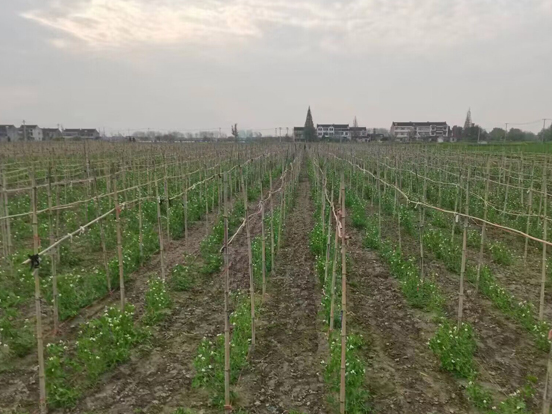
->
left=28, top=254, right=41, bottom=270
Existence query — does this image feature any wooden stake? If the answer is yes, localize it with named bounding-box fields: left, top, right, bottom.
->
left=183, top=177, right=189, bottom=242
left=113, top=173, right=126, bottom=308
left=241, top=169, right=256, bottom=347
left=339, top=173, right=347, bottom=414
left=261, top=197, right=267, bottom=297
left=1, top=170, right=13, bottom=256
left=458, top=167, right=471, bottom=327
left=223, top=172, right=231, bottom=411
left=476, top=159, right=491, bottom=294
left=539, top=160, right=548, bottom=321
left=31, top=171, right=47, bottom=414
left=163, top=157, right=171, bottom=241
left=155, top=177, right=166, bottom=282
left=542, top=329, right=552, bottom=414
left=324, top=185, right=333, bottom=285
left=269, top=173, right=275, bottom=277
left=47, top=169, right=59, bottom=333
left=524, top=162, right=536, bottom=263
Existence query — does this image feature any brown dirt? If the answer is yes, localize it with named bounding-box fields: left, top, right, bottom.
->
left=0, top=206, right=226, bottom=414
left=347, top=225, right=472, bottom=414
left=379, top=209, right=546, bottom=410
left=237, top=164, right=329, bottom=414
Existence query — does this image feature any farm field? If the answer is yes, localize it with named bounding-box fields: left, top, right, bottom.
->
left=2, top=141, right=552, bottom=414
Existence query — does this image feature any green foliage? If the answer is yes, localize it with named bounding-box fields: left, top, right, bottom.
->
left=323, top=333, right=371, bottom=413
left=488, top=242, right=514, bottom=266
left=363, top=219, right=381, bottom=250
left=309, top=221, right=326, bottom=256
left=423, top=228, right=461, bottom=273
left=45, top=305, right=145, bottom=407
left=45, top=342, right=81, bottom=408
left=466, top=380, right=493, bottom=410
left=144, top=277, right=172, bottom=325
left=378, top=238, right=444, bottom=313
left=0, top=310, right=34, bottom=358
left=351, top=196, right=368, bottom=230
left=488, top=377, right=536, bottom=413
left=171, top=260, right=196, bottom=291
left=467, top=229, right=482, bottom=248
left=429, top=320, right=477, bottom=378
left=192, top=295, right=255, bottom=405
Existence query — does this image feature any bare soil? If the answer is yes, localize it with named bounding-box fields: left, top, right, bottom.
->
left=237, top=165, right=329, bottom=414
left=347, top=224, right=472, bottom=414
left=379, top=209, right=546, bottom=411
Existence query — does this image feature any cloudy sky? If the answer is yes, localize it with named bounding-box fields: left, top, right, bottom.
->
left=1, top=0, right=551, bottom=134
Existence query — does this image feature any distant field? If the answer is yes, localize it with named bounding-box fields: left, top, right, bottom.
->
left=2, top=140, right=552, bottom=414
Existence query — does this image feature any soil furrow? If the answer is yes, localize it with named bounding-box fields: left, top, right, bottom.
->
left=239, top=163, right=328, bottom=414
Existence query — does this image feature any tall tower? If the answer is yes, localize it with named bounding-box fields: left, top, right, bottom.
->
left=464, top=108, right=473, bottom=130
left=304, top=106, right=316, bottom=141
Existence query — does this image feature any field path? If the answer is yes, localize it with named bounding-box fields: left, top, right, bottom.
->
left=347, top=225, right=472, bottom=414
left=238, top=161, right=328, bottom=413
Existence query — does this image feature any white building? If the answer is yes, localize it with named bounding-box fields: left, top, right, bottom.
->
left=390, top=122, right=449, bottom=141
left=18, top=125, right=43, bottom=141
left=317, top=124, right=350, bottom=139
left=0, top=125, right=19, bottom=142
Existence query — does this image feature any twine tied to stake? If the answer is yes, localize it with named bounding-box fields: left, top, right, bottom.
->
left=28, top=254, right=41, bottom=270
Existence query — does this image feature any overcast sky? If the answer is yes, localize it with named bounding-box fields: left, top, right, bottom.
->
left=1, top=0, right=551, bottom=135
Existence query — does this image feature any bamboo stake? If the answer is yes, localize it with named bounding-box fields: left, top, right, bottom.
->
left=377, top=158, right=382, bottom=239
left=241, top=169, right=256, bottom=348
left=31, top=171, right=47, bottom=414
left=204, top=173, right=210, bottom=237
left=329, top=184, right=339, bottom=330
left=524, top=162, right=536, bottom=263
left=184, top=176, right=189, bottom=242
left=113, top=173, right=126, bottom=309
left=91, top=169, right=111, bottom=292
left=223, top=171, right=231, bottom=411
left=451, top=171, right=462, bottom=242
left=270, top=172, right=275, bottom=277
left=47, top=169, right=59, bottom=333
left=155, top=176, right=166, bottom=282
left=458, top=167, right=471, bottom=327
left=339, top=173, right=347, bottom=414
left=261, top=196, right=267, bottom=297
left=542, top=329, right=552, bottom=414
left=476, top=159, right=491, bottom=294
left=163, top=157, right=170, bottom=241
left=539, top=160, right=548, bottom=321
left=278, top=173, right=286, bottom=251
left=0, top=166, right=7, bottom=258
left=1, top=170, right=13, bottom=256
left=324, top=185, right=333, bottom=285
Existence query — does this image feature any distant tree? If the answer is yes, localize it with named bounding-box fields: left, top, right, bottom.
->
left=488, top=127, right=506, bottom=141
left=538, top=125, right=552, bottom=142
left=231, top=124, right=238, bottom=141
left=303, top=106, right=317, bottom=142
left=462, top=125, right=486, bottom=142
left=506, top=128, right=529, bottom=142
